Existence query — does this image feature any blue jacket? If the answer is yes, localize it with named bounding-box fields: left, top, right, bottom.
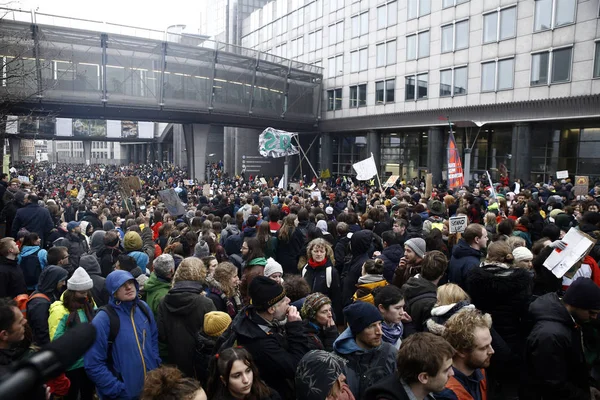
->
left=84, top=270, right=160, bottom=400
left=448, top=239, right=482, bottom=290
left=17, top=245, right=47, bottom=290
left=11, top=203, right=54, bottom=246
left=127, top=251, right=149, bottom=275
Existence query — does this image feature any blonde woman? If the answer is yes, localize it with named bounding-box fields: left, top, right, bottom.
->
left=425, top=283, right=473, bottom=335
left=205, top=262, right=242, bottom=319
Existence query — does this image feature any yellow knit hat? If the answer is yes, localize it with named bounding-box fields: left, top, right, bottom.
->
left=203, top=311, right=232, bottom=337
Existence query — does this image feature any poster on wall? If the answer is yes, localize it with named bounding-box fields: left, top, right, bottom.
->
left=122, top=121, right=139, bottom=138
left=73, top=119, right=106, bottom=137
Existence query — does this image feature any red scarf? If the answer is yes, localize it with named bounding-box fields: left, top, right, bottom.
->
left=308, top=257, right=328, bottom=269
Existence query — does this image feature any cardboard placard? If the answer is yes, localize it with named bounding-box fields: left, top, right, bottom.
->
left=311, top=190, right=321, bottom=201
left=574, top=176, right=589, bottom=197
left=543, top=228, right=596, bottom=278
left=17, top=175, right=29, bottom=183
left=158, top=189, right=186, bottom=217
left=556, top=170, right=569, bottom=179
left=260, top=178, right=268, bottom=185
left=449, top=215, right=468, bottom=234
left=202, top=184, right=211, bottom=196
left=183, top=179, right=195, bottom=186
left=385, top=175, right=399, bottom=187
left=425, top=173, right=433, bottom=198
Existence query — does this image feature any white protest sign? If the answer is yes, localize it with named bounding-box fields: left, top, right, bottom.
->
left=556, top=170, right=569, bottom=179
left=9, top=167, right=17, bottom=173
left=352, top=155, right=378, bottom=181
left=260, top=178, right=268, bottom=185
left=449, top=215, right=468, bottom=234
left=385, top=175, right=399, bottom=187
left=309, top=183, right=316, bottom=190
left=543, top=228, right=596, bottom=278
left=514, top=182, right=521, bottom=194
left=311, top=190, right=321, bottom=201
left=17, top=175, right=29, bottom=183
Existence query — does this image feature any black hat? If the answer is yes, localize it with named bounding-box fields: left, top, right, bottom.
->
left=564, top=278, right=600, bottom=310
left=249, top=276, right=286, bottom=311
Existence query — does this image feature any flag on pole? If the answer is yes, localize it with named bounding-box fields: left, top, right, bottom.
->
left=486, top=171, right=496, bottom=199
left=259, top=128, right=299, bottom=158
left=278, top=176, right=285, bottom=189
left=447, top=132, right=464, bottom=189
left=77, top=185, right=85, bottom=202
left=353, top=155, right=378, bottom=181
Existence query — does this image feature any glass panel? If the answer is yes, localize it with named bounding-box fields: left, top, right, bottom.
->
left=358, top=84, right=367, bottom=106
left=405, top=76, right=415, bottom=100
left=441, top=25, right=453, bottom=53
left=417, top=73, right=428, bottom=99
left=419, top=31, right=430, bottom=57
left=387, top=41, right=396, bottom=65
left=497, top=58, right=514, bottom=90
left=531, top=52, right=549, bottom=85
left=555, top=0, right=576, bottom=27
left=359, top=48, right=368, bottom=71
left=499, top=7, right=517, bottom=40
left=388, top=2, right=397, bottom=26
left=443, top=0, right=454, bottom=8
left=360, top=12, right=369, bottom=36
left=351, top=51, right=359, bottom=72
left=440, top=69, right=452, bottom=96
left=483, top=12, right=498, bottom=43
left=351, top=15, right=360, bottom=38
left=329, top=24, right=337, bottom=45
left=376, top=44, right=385, bottom=67
left=481, top=62, right=496, bottom=91
left=455, top=21, right=469, bottom=50
left=337, top=22, right=344, bottom=43
left=594, top=43, right=600, bottom=78
left=406, top=35, right=416, bottom=60
left=350, top=85, right=358, bottom=107
left=335, top=88, right=342, bottom=110
left=328, top=57, right=335, bottom=78
left=419, top=0, right=431, bottom=16
left=551, top=47, right=572, bottom=83
left=377, top=5, right=387, bottom=29
left=376, top=81, right=385, bottom=103
left=454, top=66, right=468, bottom=95
left=534, top=0, right=552, bottom=31
left=327, top=90, right=334, bottom=110
left=386, top=79, right=395, bottom=102
left=335, top=55, right=343, bottom=76
left=408, top=0, right=417, bottom=19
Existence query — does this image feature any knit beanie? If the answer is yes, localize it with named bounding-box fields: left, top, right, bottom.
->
left=410, top=213, right=422, bottom=227
left=295, top=350, right=348, bottom=400
left=564, top=278, right=600, bottom=310
left=123, top=231, right=143, bottom=252
left=194, top=240, right=210, bottom=258
left=301, top=292, right=332, bottom=321
left=67, top=267, right=94, bottom=291
left=249, top=276, right=286, bottom=311
left=405, top=238, right=426, bottom=259
left=512, top=247, right=533, bottom=263
left=203, top=311, right=232, bottom=337
left=264, top=257, right=283, bottom=278
left=343, top=301, right=383, bottom=336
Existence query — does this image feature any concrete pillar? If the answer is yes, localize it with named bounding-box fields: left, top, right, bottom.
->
left=132, top=144, right=140, bottom=164
left=320, top=132, right=333, bottom=176
left=183, top=124, right=210, bottom=182
left=83, top=141, right=92, bottom=165
left=156, top=143, right=163, bottom=164
left=308, top=134, right=319, bottom=179
left=427, top=127, right=444, bottom=185
left=8, top=137, right=21, bottom=163
left=367, top=130, right=381, bottom=173
left=141, top=144, right=148, bottom=164
left=148, top=143, right=155, bottom=164
left=511, top=123, right=531, bottom=183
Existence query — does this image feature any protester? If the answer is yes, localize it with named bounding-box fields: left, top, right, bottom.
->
left=206, top=261, right=242, bottom=318
left=141, top=366, right=207, bottom=400
left=393, top=237, right=426, bottom=287
left=143, top=253, right=175, bottom=314
left=11, top=193, right=54, bottom=247
left=301, top=292, right=339, bottom=351
left=17, top=232, right=48, bottom=291
left=0, top=237, right=27, bottom=298
left=57, top=221, right=89, bottom=276
left=264, top=257, right=284, bottom=284
left=373, top=285, right=407, bottom=349
left=295, top=350, right=354, bottom=400
left=447, top=224, right=487, bottom=290
left=194, top=311, right=232, bottom=385
left=78, top=254, right=109, bottom=307
left=115, top=253, right=149, bottom=290
left=353, top=258, right=388, bottom=304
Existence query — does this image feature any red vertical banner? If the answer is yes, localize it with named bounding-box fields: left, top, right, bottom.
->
left=447, top=132, right=464, bottom=188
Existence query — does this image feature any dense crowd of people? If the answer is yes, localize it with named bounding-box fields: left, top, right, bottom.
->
left=0, top=160, right=599, bottom=400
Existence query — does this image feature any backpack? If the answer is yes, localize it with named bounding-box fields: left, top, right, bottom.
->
left=98, top=303, right=152, bottom=371
left=215, top=321, right=238, bottom=353
left=302, top=265, right=333, bottom=288
left=15, top=293, right=50, bottom=318
left=20, top=249, right=42, bottom=289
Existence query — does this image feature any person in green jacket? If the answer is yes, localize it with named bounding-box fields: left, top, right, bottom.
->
left=49, top=267, right=96, bottom=400
left=143, top=254, right=175, bottom=315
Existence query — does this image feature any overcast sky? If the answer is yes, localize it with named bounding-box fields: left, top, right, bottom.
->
left=14, top=0, right=203, bottom=33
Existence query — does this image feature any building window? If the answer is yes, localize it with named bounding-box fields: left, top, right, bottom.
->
left=349, top=84, right=367, bottom=107
left=327, top=55, right=344, bottom=78
left=327, top=88, right=343, bottom=110
left=350, top=48, right=368, bottom=72
left=439, top=66, right=468, bottom=97
left=308, top=30, right=323, bottom=51
left=307, top=0, right=323, bottom=21
left=443, top=0, right=468, bottom=8
left=275, top=43, right=287, bottom=58
left=290, top=37, right=303, bottom=58
left=441, top=20, right=469, bottom=53
left=481, top=58, right=514, bottom=92
left=375, top=79, right=395, bottom=104
left=328, top=21, right=344, bottom=45
left=594, top=42, right=600, bottom=78
left=405, top=73, right=428, bottom=100
left=377, top=1, right=397, bottom=29
left=407, top=0, right=430, bottom=19
left=406, top=30, right=430, bottom=60
left=534, top=0, right=576, bottom=32
left=329, top=0, right=344, bottom=13
left=483, top=6, right=517, bottom=43
left=351, top=12, right=369, bottom=38
left=531, top=47, right=573, bottom=86
left=376, top=40, right=396, bottom=67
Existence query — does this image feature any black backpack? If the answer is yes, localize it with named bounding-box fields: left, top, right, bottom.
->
left=20, top=249, right=42, bottom=289
left=98, top=302, right=152, bottom=372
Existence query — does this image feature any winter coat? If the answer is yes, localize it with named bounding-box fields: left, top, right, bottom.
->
left=275, top=227, right=306, bottom=275
left=143, top=273, right=171, bottom=315
left=333, top=327, right=397, bottom=400
left=365, top=374, right=436, bottom=400
left=521, top=293, right=590, bottom=400
left=402, top=276, right=438, bottom=336
left=56, top=232, right=89, bottom=277
left=232, top=306, right=310, bottom=400
left=334, top=236, right=351, bottom=275
left=448, top=239, right=482, bottom=290
left=79, top=255, right=109, bottom=307
left=301, top=259, right=344, bottom=323
left=342, top=230, right=374, bottom=307
left=405, top=225, right=424, bottom=240
left=353, top=276, right=388, bottom=305
left=378, top=244, right=404, bottom=283
left=26, top=265, right=68, bottom=346
left=16, top=245, right=48, bottom=290
left=220, top=224, right=241, bottom=246
left=97, top=247, right=121, bottom=278
left=0, top=195, right=22, bottom=241
left=81, top=212, right=103, bottom=231
left=528, top=211, right=545, bottom=242
left=11, top=203, right=54, bottom=247
left=205, top=276, right=242, bottom=319
left=304, top=319, right=339, bottom=352
left=467, top=262, right=532, bottom=368
left=0, top=256, right=27, bottom=298
left=156, top=280, right=216, bottom=379
left=84, top=270, right=161, bottom=400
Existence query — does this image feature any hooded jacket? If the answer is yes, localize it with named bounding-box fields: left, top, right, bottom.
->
left=89, top=230, right=106, bottom=256
left=378, top=244, right=404, bottom=283
left=57, top=231, right=89, bottom=277
left=220, top=224, right=241, bottom=246
left=342, top=230, right=374, bottom=307
left=0, top=255, right=27, bottom=299
left=79, top=254, right=109, bottom=307
left=11, top=202, right=54, bottom=246
left=27, top=266, right=68, bottom=346
left=448, top=239, right=482, bottom=290
left=16, top=245, right=48, bottom=290
left=143, top=273, right=172, bottom=315
left=156, top=280, right=216, bottom=379
left=333, top=327, right=397, bottom=400
left=84, top=270, right=161, bottom=400
left=232, top=305, right=310, bottom=400
left=521, top=293, right=590, bottom=400
left=402, top=276, right=438, bottom=335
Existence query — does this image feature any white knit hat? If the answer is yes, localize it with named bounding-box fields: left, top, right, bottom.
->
left=67, top=267, right=94, bottom=291
left=264, top=257, right=283, bottom=278
left=513, top=247, right=533, bottom=263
